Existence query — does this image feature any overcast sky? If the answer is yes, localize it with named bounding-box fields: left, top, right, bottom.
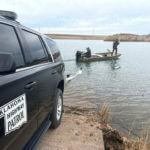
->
left=0, top=0, right=150, bottom=35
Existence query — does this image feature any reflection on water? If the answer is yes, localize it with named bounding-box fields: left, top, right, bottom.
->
left=110, top=60, right=121, bottom=70
left=56, top=40, right=150, bottom=136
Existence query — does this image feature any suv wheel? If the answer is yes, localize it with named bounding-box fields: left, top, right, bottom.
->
left=51, top=89, right=63, bottom=129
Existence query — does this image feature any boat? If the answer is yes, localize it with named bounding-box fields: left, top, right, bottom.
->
left=76, top=51, right=121, bottom=62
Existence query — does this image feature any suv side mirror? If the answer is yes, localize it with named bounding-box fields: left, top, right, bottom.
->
left=0, top=53, right=16, bottom=74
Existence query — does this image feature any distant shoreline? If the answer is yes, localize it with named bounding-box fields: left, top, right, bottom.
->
left=46, top=33, right=150, bottom=42
left=45, top=34, right=105, bottom=40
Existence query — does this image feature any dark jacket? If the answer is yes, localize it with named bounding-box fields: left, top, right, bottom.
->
left=113, top=40, right=120, bottom=49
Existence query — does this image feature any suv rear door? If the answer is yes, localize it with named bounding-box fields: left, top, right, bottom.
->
left=0, top=22, right=38, bottom=149
left=20, top=29, right=58, bottom=130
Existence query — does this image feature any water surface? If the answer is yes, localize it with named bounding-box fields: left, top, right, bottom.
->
left=56, top=40, right=150, bottom=136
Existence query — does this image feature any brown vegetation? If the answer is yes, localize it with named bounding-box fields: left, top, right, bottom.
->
left=98, top=104, right=149, bottom=150
left=38, top=104, right=149, bottom=150
left=98, top=103, right=111, bottom=124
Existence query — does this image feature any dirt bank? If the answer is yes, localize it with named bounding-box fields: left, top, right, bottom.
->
left=102, top=123, right=150, bottom=150
left=37, top=104, right=150, bottom=150
left=37, top=106, right=104, bottom=150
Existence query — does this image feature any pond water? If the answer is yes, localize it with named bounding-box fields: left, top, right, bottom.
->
left=56, top=39, right=150, bottom=136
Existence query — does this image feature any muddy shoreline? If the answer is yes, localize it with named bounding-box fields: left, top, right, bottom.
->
left=65, top=105, right=150, bottom=150
left=38, top=105, right=149, bottom=150
left=37, top=105, right=104, bottom=150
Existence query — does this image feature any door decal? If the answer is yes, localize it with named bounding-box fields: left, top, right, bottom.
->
left=0, top=94, right=27, bottom=135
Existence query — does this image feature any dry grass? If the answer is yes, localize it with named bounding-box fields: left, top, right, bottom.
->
left=129, top=129, right=149, bottom=150
left=98, top=103, right=149, bottom=150
left=64, top=104, right=149, bottom=150
left=124, top=130, right=149, bottom=150
left=125, top=119, right=149, bottom=150
left=98, top=103, right=111, bottom=124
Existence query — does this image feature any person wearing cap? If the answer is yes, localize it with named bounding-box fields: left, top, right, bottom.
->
left=112, top=39, right=120, bottom=56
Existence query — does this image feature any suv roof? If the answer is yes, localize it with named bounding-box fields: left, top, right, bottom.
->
left=0, top=16, right=20, bottom=25
left=0, top=10, right=20, bottom=24
left=0, top=10, right=17, bottom=20
left=0, top=16, right=42, bottom=37
left=0, top=11, right=53, bottom=42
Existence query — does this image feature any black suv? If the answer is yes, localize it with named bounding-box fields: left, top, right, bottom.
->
left=0, top=11, right=64, bottom=149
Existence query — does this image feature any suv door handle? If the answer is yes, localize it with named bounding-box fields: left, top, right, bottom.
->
left=52, top=71, right=57, bottom=75
left=25, top=81, right=37, bottom=89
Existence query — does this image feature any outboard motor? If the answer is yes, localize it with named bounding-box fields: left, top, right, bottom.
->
left=76, top=51, right=82, bottom=62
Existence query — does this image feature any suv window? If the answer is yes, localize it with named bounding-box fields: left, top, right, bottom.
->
left=22, top=30, right=48, bottom=65
left=46, top=39, right=61, bottom=61
left=0, top=23, right=25, bottom=68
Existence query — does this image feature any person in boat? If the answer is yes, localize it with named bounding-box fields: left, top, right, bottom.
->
left=85, top=47, right=91, bottom=57
left=112, top=39, right=120, bottom=56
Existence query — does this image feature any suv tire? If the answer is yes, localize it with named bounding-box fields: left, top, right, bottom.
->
left=51, top=89, right=63, bottom=129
